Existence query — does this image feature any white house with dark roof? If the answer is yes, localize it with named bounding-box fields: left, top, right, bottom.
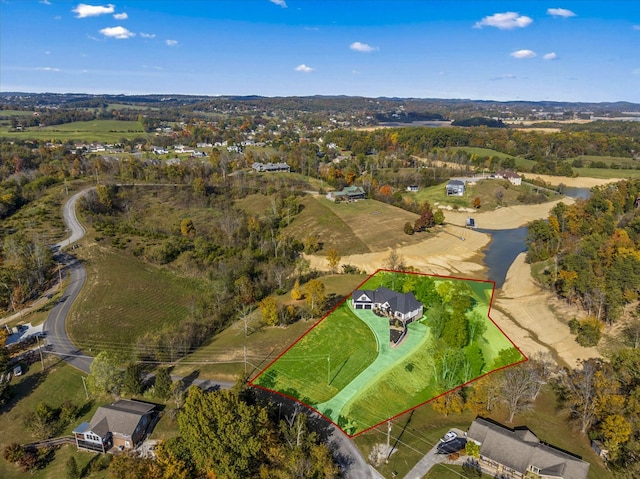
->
left=351, top=286, right=423, bottom=324
left=495, top=170, right=522, bottom=186
left=73, top=399, right=156, bottom=453
left=467, top=417, right=590, bottom=479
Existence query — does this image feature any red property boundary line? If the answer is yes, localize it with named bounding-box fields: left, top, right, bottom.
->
left=248, top=268, right=528, bottom=438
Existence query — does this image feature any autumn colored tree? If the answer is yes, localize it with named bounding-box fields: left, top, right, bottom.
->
left=180, top=218, right=196, bottom=238
left=430, top=389, right=464, bottom=416
left=291, top=279, right=303, bottom=301
left=259, top=297, right=278, bottom=326
left=304, top=279, right=326, bottom=316
left=326, top=248, right=341, bottom=273
left=178, top=387, right=270, bottom=478
left=473, top=196, right=481, bottom=209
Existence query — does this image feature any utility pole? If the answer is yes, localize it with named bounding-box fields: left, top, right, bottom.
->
left=36, top=335, right=45, bottom=371
left=81, top=376, right=89, bottom=399
left=385, top=419, right=393, bottom=463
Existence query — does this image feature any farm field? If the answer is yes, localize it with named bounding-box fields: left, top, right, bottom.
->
left=252, top=271, right=524, bottom=436
left=0, top=119, right=146, bottom=142
left=67, top=246, right=206, bottom=352
left=284, top=196, right=425, bottom=255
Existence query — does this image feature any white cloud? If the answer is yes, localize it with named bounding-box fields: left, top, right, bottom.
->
left=166, top=39, right=178, bottom=46
left=40, top=0, right=51, bottom=5
left=140, top=32, right=155, bottom=39
left=543, top=52, right=558, bottom=60
left=36, top=66, right=61, bottom=72
left=474, top=12, right=533, bottom=30
left=73, top=3, right=115, bottom=18
left=547, top=8, right=576, bottom=18
left=113, top=12, right=128, bottom=20
left=510, top=49, right=536, bottom=59
left=269, top=0, right=287, bottom=7
left=295, top=64, right=313, bottom=73
left=634, top=25, right=640, bottom=31
left=350, top=41, right=378, bottom=53
left=490, top=74, right=517, bottom=81
left=99, top=26, right=135, bottom=39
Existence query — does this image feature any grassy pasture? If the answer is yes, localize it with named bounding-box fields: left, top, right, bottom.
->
left=285, top=196, right=424, bottom=255
left=574, top=167, right=640, bottom=179
left=406, top=177, right=548, bottom=210
left=253, top=303, right=378, bottom=405
left=0, top=363, right=106, bottom=479
left=67, top=246, right=205, bottom=353
left=0, top=119, right=146, bottom=142
left=441, top=146, right=537, bottom=171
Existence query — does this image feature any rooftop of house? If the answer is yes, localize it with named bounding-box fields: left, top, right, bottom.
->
left=468, top=417, right=589, bottom=479
left=81, top=399, right=156, bottom=438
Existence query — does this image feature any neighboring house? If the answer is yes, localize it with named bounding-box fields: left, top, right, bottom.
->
left=635, top=194, right=640, bottom=209
left=326, top=185, right=366, bottom=202
left=446, top=179, right=465, bottom=196
left=495, top=170, right=522, bottom=186
left=73, top=399, right=156, bottom=453
left=252, top=162, right=291, bottom=173
left=352, top=286, right=423, bottom=324
left=406, top=185, right=419, bottom=192
left=467, top=417, right=590, bottom=479
left=152, top=147, right=169, bottom=155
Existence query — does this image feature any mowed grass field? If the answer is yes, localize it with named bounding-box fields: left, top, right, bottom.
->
left=284, top=196, right=425, bottom=255
left=67, top=246, right=206, bottom=352
left=253, top=303, right=378, bottom=405
left=0, top=119, right=146, bottom=142
left=172, top=273, right=367, bottom=380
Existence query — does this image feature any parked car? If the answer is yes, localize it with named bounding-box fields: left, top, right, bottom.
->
left=13, top=365, right=22, bottom=377
left=437, top=437, right=466, bottom=454
left=440, top=431, right=457, bottom=443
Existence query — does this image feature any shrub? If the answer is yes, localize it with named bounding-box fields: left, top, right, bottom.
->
left=403, top=222, right=414, bottom=235
left=3, top=442, right=24, bottom=463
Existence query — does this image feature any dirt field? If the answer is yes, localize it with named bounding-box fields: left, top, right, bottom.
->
left=522, top=174, right=623, bottom=188
left=307, top=194, right=603, bottom=366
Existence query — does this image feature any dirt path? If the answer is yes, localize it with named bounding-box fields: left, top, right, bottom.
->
left=494, top=253, right=600, bottom=367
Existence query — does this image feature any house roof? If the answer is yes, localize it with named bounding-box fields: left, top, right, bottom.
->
left=88, top=399, right=155, bottom=439
left=447, top=180, right=465, bottom=186
left=333, top=185, right=365, bottom=197
left=468, top=417, right=589, bottom=479
left=352, top=286, right=422, bottom=315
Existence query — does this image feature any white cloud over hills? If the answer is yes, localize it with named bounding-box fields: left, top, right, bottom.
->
left=475, top=12, right=532, bottom=30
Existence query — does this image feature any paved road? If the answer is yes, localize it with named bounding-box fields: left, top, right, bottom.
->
left=44, top=188, right=93, bottom=373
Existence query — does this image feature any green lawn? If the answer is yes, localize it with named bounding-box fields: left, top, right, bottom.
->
left=254, top=272, right=523, bottom=436
left=441, top=146, right=538, bottom=171
left=253, top=303, right=379, bottom=405
left=0, top=120, right=146, bottom=142
left=574, top=167, right=640, bottom=179
left=67, top=247, right=206, bottom=352
left=0, top=362, right=106, bottom=479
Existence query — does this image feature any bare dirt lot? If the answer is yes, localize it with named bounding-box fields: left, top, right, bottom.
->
left=307, top=194, right=603, bottom=366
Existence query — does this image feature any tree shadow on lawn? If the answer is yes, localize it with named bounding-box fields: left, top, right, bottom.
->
left=0, top=368, right=49, bottom=415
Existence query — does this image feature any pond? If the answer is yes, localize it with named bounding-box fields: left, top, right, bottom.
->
left=477, top=226, right=529, bottom=289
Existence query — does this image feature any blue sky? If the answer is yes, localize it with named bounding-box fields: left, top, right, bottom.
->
left=1, top=1, right=638, bottom=102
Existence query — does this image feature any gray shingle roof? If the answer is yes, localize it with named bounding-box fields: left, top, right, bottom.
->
left=468, top=418, right=590, bottom=479
left=352, top=286, right=422, bottom=315
left=88, top=399, right=155, bottom=439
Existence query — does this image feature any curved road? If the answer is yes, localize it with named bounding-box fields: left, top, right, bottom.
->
left=44, top=186, right=374, bottom=478
left=43, top=189, right=93, bottom=373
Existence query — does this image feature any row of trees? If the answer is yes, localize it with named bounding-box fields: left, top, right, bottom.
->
left=526, top=179, right=640, bottom=324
